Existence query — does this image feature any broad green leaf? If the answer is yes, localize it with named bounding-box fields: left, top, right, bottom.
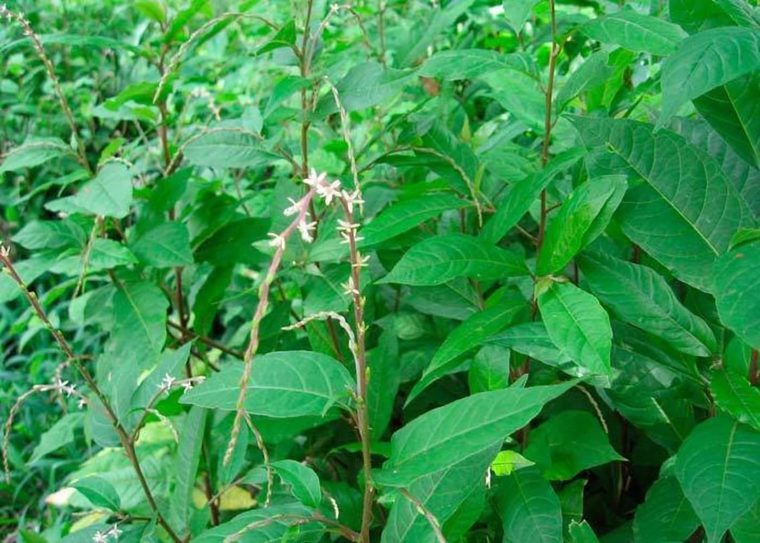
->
left=495, top=467, right=563, bottom=543
left=408, top=297, right=525, bottom=403
left=554, top=51, right=616, bottom=111
left=710, top=370, right=760, bottom=431
left=558, top=479, right=586, bottom=531
left=170, top=406, right=208, bottom=534
left=382, top=446, right=498, bottom=543
left=579, top=252, right=716, bottom=356
left=272, top=460, right=322, bottom=508
left=568, top=521, right=600, bottom=543
left=487, top=322, right=572, bottom=369
left=0, top=137, right=75, bottom=173
left=165, top=0, right=210, bottom=42
left=193, top=266, right=232, bottom=338
left=367, top=332, right=400, bottom=437
left=29, top=413, right=84, bottom=464
left=732, top=502, right=760, bottom=543
left=669, top=0, right=736, bottom=34
left=502, top=0, right=541, bottom=34
left=257, top=19, right=295, bottom=55
left=181, top=351, right=354, bottom=417
left=490, top=450, right=534, bottom=476
left=481, top=148, right=584, bottom=243
left=380, top=234, right=527, bottom=286
left=397, top=0, right=475, bottom=67
left=374, top=381, right=574, bottom=487
left=524, top=411, right=624, bottom=481
left=135, top=0, right=166, bottom=22
left=633, top=476, right=699, bottom=543
left=582, top=11, right=687, bottom=55
left=536, top=176, right=626, bottom=275
left=572, top=117, right=748, bottom=292
left=360, top=193, right=467, bottom=247
left=194, top=217, right=269, bottom=267
left=48, top=239, right=136, bottom=276
left=184, top=130, right=276, bottom=169
left=538, top=282, right=612, bottom=376
left=193, top=503, right=322, bottom=543
left=418, top=49, right=535, bottom=80
left=714, top=0, right=760, bottom=28
left=110, top=282, right=168, bottom=369
left=694, top=74, right=760, bottom=168
left=316, top=62, right=413, bottom=114
left=73, top=476, right=121, bottom=511
left=674, top=416, right=760, bottom=543
left=713, top=240, right=760, bottom=349
left=12, top=220, right=85, bottom=250
left=57, top=163, right=134, bottom=219
left=468, top=345, right=510, bottom=394
left=660, top=27, right=760, bottom=124
left=130, top=222, right=194, bottom=268
left=407, top=278, right=480, bottom=321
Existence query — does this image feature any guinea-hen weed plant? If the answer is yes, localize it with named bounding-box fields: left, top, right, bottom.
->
left=1, top=0, right=758, bottom=542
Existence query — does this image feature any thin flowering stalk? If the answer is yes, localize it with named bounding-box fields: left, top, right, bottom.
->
left=0, top=5, right=91, bottom=174
left=224, top=188, right=317, bottom=466
left=243, top=412, right=273, bottom=507
left=0, top=245, right=182, bottom=543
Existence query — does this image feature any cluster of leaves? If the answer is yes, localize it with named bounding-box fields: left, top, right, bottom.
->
left=1, top=0, right=759, bottom=542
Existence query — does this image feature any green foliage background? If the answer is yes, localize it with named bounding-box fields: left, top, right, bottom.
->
left=1, top=0, right=758, bottom=542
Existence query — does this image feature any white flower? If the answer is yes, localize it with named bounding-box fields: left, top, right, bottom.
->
left=78, top=397, right=87, bottom=409
left=341, top=189, right=364, bottom=213
left=337, top=219, right=359, bottom=232
left=352, top=252, right=371, bottom=269
left=93, top=531, right=108, bottom=543
left=107, top=525, right=122, bottom=540
left=268, top=232, right=286, bottom=250
left=316, top=179, right=342, bottom=205
left=342, top=276, right=359, bottom=297
left=303, top=168, right=328, bottom=189
left=297, top=219, right=317, bottom=243
left=182, top=381, right=194, bottom=392
left=330, top=3, right=341, bottom=13
left=159, top=373, right=176, bottom=390
left=283, top=197, right=304, bottom=217
left=0, top=243, right=10, bottom=258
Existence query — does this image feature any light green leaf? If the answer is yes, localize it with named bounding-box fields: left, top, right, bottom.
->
left=487, top=322, right=572, bottom=368
left=633, top=476, right=699, bottom=543
left=184, top=130, right=276, bottom=169
left=536, top=175, right=626, bottom=275
left=572, top=117, right=748, bottom=292
left=538, top=282, right=612, bottom=376
left=468, top=345, right=510, bottom=394
left=272, top=460, right=322, bottom=508
left=490, top=450, right=534, bottom=476
left=73, top=476, right=121, bottom=511
left=579, top=252, right=716, bottom=356
left=180, top=351, right=354, bottom=417
left=660, top=27, right=760, bottom=124
left=380, top=234, right=527, bottom=286
left=713, top=240, right=760, bottom=349
left=418, top=49, right=536, bottom=80
left=367, top=332, right=400, bottom=438
left=408, top=297, right=525, bottom=403
left=382, top=446, right=498, bottom=543
left=171, top=406, right=208, bottom=534
left=63, top=163, right=134, bottom=219
left=0, top=137, right=75, bottom=173
left=397, top=0, right=475, bottom=67
left=12, top=220, right=85, bottom=250
left=374, top=381, right=574, bottom=487
left=496, top=467, right=563, bottom=543
left=192, top=503, right=322, bottom=543
left=135, top=0, right=166, bottom=22
left=317, top=62, right=413, bottom=114
left=110, top=282, right=168, bottom=369
left=524, top=411, right=624, bottom=481
left=360, top=193, right=467, bottom=247
left=555, top=51, right=616, bottom=111
left=29, top=413, right=84, bottom=464
left=582, top=11, right=687, bottom=55
left=675, top=416, right=760, bottom=543
left=502, top=0, right=541, bottom=34
left=481, top=148, right=584, bottom=244
left=131, top=222, right=194, bottom=268
left=710, top=370, right=760, bottom=431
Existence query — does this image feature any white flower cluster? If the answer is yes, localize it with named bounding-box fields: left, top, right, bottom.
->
left=159, top=373, right=204, bottom=393
left=92, top=525, right=121, bottom=543
left=0, top=4, right=14, bottom=21
left=0, top=242, right=9, bottom=258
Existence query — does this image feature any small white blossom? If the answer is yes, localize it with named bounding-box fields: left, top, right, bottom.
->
left=159, top=373, right=176, bottom=390
left=283, top=197, right=304, bottom=217
left=267, top=232, right=286, bottom=250
left=352, top=252, right=371, bottom=269
left=337, top=219, right=360, bottom=232
left=93, top=531, right=108, bottom=543
left=330, top=3, right=341, bottom=13
left=107, top=525, right=122, bottom=540
left=297, top=220, right=317, bottom=243
left=78, top=397, right=87, bottom=409
left=341, top=189, right=364, bottom=213
left=303, top=168, right=328, bottom=189
left=0, top=243, right=10, bottom=258
left=342, top=276, right=359, bottom=297
left=316, top=179, right=342, bottom=205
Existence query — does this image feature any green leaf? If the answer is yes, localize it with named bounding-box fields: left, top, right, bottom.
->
left=710, top=370, right=760, bottom=431
left=272, top=460, right=322, bottom=508
left=193, top=503, right=322, bottom=543
left=418, top=49, right=535, bottom=80
left=29, top=413, right=84, bottom=464
left=572, top=117, right=749, bottom=292
left=481, top=148, right=584, bottom=244
left=0, top=137, right=75, bottom=173
left=582, top=10, right=687, bottom=55
left=674, top=416, right=760, bottom=543
left=108, top=282, right=168, bottom=375
left=713, top=240, right=760, bottom=349
left=524, top=411, right=624, bottom=481
left=732, top=502, right=760, bottom=543
left=487, top=322, right=572, bottom=369
left=554, top=51, right=616, bottom=111
left=131, top=222, right=194, bottom=268
left=360, top=193, right=467, bottom=247
left=538, top=282, right=612, bottom=377
left=12, top=220, right=85, bottom=250
left=660, top=27, right=760, bottom=125
left=536, top=175, right=626, bottom=275
left=316, top=62, right=413, bottom=115
left=502, top=0, right=541, bottom=35
left=374, top=381, right=574, bottom=487
left=468, top=345, right=510, bottom=394
left=568, top=520, right=600, bottom=543
left=73, top=476, right=121, bottom=511
left=180, top=351, right=354, bottom=417
left=59, top=163, right=134, bottom=219
left=257, top=19, right=295, bottom=55
left=495, top=467, right=563, bottom=543
left=408, top=297, right=525, bottom=403
left=633, top=476, right=699, bottom=543
left=184, top=130, right=276, bottom=169
left=382, top=446, right=498, bottom=543
left=367, top=332, right=400, bottom=438
left=694, top=74, right=760, bottom=168
left=380, top=234, right=527, bottom=286
left=397, top=0, right=475, bottom=67
left=194, top=217, right=270, bottom=267
left=135, top=0, right=166, bottom=22
left=490, top=450, right=534, bottom=476
left=171, top=406, right=208, bottom=533
left=669, top=0, right=735, bottom=34
left=579, top=252, right=716, bottom=356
